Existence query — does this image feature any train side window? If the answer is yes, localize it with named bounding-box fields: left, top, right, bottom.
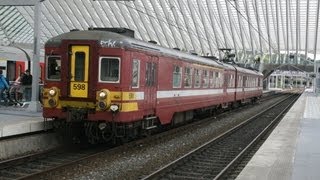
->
left=184, top=67, right=192, bottom=88
left=230, top=74, right=234, bottom=87
left=146, top=62, right=151, bottom=86
left=219, top=73, right=223, bottom=88
left=203, top=70, right=209, bottom=88
left=145, top=62, right=157, bottom=87
left=173, top=65, right=182, bottom=88
left=259, top=78, right=262, bottom=87
left=151, top=62, right=157, bottom=86
left=209, top=71, right=214, bottom=88
left=224, top=74, right=230, bottom=87
left=132, top=59, right=140, bottom=88
left=146, top=62, right=157, bottom=87
left=215, top=72, right=220, bottom=88
left=243, top=76, right=247, bottom=87
left=194, top=69, right=201, bottom=88
left=99, top=57, right=120, bottom=83
left=46, top=56, right=61, bottom=80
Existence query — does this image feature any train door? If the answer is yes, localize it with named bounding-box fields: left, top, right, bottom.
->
left=69, top=45, right=89, bottom=98
left=144, top=56, right=158, bottom=114
left=7, top=61, right=16, bottom=81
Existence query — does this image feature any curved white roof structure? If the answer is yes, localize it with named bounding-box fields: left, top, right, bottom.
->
left=1, top=0, right=320, bottom=63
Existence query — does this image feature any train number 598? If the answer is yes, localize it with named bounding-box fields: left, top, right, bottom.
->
left=73, top=84, right=86, bottom=90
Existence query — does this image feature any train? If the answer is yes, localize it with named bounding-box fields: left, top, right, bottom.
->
left=42, top=28, right=263, bottom=144
left=0, top=46, right=45, bottom=82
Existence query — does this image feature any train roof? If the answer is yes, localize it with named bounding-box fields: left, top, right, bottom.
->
left=46, top=29, right=261, bottom=75
left=46, top=30, right=228, bottom=69
left=223, top=63, right=263, bottom=76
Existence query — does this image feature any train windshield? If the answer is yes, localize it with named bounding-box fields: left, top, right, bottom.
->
left=46, top=56, right=61, bottom=80
left=99, top=57, right=120, bottom=83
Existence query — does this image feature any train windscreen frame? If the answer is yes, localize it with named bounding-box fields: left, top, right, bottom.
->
left=99, top=56, right=120, bottom=83
left=46, top=56, right=61, bottom=81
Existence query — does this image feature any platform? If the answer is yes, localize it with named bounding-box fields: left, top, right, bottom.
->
left=0, top=105, right=50, bottom=138
left=236, top=91, right=320, bottom=180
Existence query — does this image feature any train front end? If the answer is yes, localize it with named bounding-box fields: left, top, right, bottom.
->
left=42, top=30, right=135, bottom=143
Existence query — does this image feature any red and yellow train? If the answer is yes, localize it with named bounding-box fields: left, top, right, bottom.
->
left=42, top=28, right=263, bottom=143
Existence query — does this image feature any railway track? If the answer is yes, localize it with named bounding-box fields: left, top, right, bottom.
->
left=0, top=92, right=290, bottom=179
left=143, top=93, right=300, bottom=180
left=0, top=146, right=109, bottom=180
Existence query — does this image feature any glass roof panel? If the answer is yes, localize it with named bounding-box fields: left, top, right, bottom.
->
left=0, top=0, right=319, bottom=62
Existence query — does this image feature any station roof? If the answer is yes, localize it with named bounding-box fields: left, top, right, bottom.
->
left=0, top=0, right=320, bottom=59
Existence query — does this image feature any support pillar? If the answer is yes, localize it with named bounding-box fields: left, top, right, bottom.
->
left=27, top=0, right=42, bottom=112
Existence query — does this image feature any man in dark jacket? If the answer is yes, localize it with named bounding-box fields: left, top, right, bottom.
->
left=21, top=69, right=32, bottom=101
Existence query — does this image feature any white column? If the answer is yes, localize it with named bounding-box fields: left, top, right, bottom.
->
left=27, top=0, right=42, bottom=112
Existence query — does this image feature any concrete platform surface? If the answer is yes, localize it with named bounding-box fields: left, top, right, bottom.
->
left=236, top=92, right=320, bottom=180
left=0, top=105, right=51, bottom=138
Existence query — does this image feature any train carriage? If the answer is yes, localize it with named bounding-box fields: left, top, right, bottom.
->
left=42, top=28, right=263, bottom=143
left=234, top=66, right=263, bottom=103
left=224, top=64, right=263, bottom=106
left=0, top=46, right=45, bottom=82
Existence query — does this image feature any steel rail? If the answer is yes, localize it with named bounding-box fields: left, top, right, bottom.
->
left=214, top=93, right=300, bottom=179
left=142, top=93, right=300, bottom=179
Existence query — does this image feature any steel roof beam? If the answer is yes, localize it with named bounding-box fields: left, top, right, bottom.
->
left=249, top=1, right=260, bottom=53
left=0, top=0, right=41, bottom=6
left=296, top=0, right=300, bottom=64
left=304, top=0, right=310, bottom=62
left=197, top=0, right=215, bottom=55
left=244, top=0, right=254, bottom=57
left=286, top=0, right=290, bottom=63
left=269, top=0, right=279, bottom=63
left=158, top=0, right=184, bottom=49
left=289, top=0, right=295, bottom=54
left=279, top=0, right=288, bottom=62
left=235, top=0, right=246, bottom=61
left=215, top=0, right=228, bottom=49
left=175, top=0, right=198, bottom=52
left=141, top=1, right=170, bottom=47
left=313, top=0, right=320, bottom=61
left=121, top=2, right=147, bottom=40
left=149, top=1, right=176, bottom=48
left=186, top=0, right=206, bottom=54
left=253, top=0, right=263, bottom=55
left=275, top=0, right=281, bottom=63
left=140, top=0, right=168, bottom=47
left=263, top=0, right=272, bottom=63
left=114, top=2, right=144, bottom=39
left=132, top=1, right=155, bottom=43
left=225, top=0, right=238, bottom=59
left=206, top=0, right=222, bottom=59
left=166, top=0, right=190, bottom=51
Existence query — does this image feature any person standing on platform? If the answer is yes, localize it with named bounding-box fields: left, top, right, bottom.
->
left=11, top=73, right=24, bottom=103
left=0, top=69, right=10, bottom=106
left=21, top=69, right=32, bottom=102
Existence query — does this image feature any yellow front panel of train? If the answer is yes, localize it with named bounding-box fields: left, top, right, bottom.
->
left=70, top=82, right=88, bottom=98
left=70, top=45, right=89, bottom=98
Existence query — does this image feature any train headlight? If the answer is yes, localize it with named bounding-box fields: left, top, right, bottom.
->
left=110, top=104, right=119, bottom=112
left=98, top=101, right=107, bottom=110
left=99, top=91, right=107, bottom=99
left=98, top=123, right=107, bottom=130
left=48, top=99, right=57, bottom=107
left=49, top=89, right=56, bottom=97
